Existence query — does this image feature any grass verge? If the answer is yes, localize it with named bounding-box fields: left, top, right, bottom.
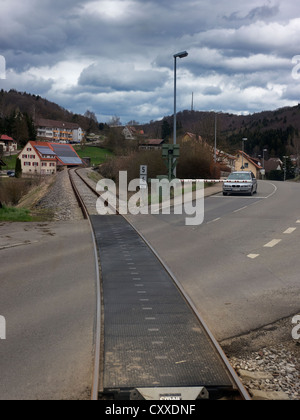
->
left=0, top=206, right=33, bottom=222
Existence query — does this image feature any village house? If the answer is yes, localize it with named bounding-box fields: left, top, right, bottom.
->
left=181, top=132, right=204, bottom=144
left=235, top=150, right=263, bottom=178
left=122, top=126, right=145, bottom=140
left=216, top=150, right=236, bottom=173
left=19, top=141, right=83, bottom=175
left=139, top=139, right=165, bottom=151
left=0, top=135, right=18, bottom=153
left=36, top=118, right=85, bottom=143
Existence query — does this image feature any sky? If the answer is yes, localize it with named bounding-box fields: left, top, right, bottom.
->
left=1, top=0, right=300, bottom=124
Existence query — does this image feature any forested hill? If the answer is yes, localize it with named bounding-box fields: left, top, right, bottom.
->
left=0, top=89, right=99, bottom=146
left=142, top=105, right=300, bottom=158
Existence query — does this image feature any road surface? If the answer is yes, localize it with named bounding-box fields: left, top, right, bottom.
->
left=0, top=221, right=96, bottom=400
left=127, top=180, right=300, bottom=341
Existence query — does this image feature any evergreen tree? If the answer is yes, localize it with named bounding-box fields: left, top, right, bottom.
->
left=161, top=119, right=172, bottom=140
left=15, top=158, right=22, bottom=178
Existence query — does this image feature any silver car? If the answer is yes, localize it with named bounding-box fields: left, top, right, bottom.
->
left=223, top=171, right=258, bottom=196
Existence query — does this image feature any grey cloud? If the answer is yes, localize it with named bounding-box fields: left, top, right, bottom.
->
left=225, top=4, right=279, bottom=22
left=202, top=86, right=222, bottom=96
left=78, top=62, right=169, bottom=92
left=1, top=0, right=300, bottom=123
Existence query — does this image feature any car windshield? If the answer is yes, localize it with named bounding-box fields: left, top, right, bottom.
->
left=228, top=173, right=252, bottom=180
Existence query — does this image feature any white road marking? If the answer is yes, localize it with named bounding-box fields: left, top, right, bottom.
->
left=207, top=217, right=221, bottom=224
left=264, top=239, right=282, bottom=248
left=234, top=206, right=248, bottom=213
left=248, top=254, right=260, bottom=259
left=284, top=227, right=297, bottom=234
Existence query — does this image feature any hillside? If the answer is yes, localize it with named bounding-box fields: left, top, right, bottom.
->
left=1, top=89, right=300, bottom=159
left=0, top=89, right=100, bottom=146
left=141, top=106, right=300, bottom=158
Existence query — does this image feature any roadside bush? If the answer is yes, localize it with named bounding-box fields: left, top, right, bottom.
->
left=177, top=142, right=216, bottom=179
left=0, top=178, right=36, bottom=206
left=100, top=151, right=167, bottom=184
left=99, top=142, right=220, bottom=184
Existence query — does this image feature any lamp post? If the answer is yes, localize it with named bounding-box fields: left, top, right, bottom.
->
left=283, top=156, right=289, bottom=182
left=262, top=148, right=267, bottom=180
left=214, top=112, right=222, bottom=164
left=241, top=138, right=247, bottom=170
left=173, top=51, right=188, bottom=177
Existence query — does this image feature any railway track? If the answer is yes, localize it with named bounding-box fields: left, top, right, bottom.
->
left=69, top=168, right=251, bottom=401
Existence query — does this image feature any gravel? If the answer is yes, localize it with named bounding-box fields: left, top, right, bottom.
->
left=222, top=316, right=300, bottom=400
left=35, top=169, right=83, bottom=221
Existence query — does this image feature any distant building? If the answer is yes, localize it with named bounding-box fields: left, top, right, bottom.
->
left=0, top=135, right=18, bottom=153
left=139, top=139, right=165, bottom=151
left=264, top=158, right=283, bottom=174
left=235, top=151, right=262, bottom=178
left=19, top=141, right=83, bottom=175
left=122, top=126, right=145, bottom=140
left=181, top=132, right=204, bottom=144
left=36, top=118, right=85, bottom=143
left=216, top=150, right=236, bottom=173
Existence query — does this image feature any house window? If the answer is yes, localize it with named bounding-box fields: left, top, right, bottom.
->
left=24, top=162, right=31, bottom=166
left=42, top=163, right=47, bottom=167
left=22, top=154, right=28, bottom=159
left=27, top=148, right=32, bottom=152
left=33, top=162, right=39, bottom=167
left=245, top=163, right=249, bottom=168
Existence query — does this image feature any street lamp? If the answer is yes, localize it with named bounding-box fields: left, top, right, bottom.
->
left=262, top=148, right=267, bottom=180
left=173, top=51, right=188, bottom=177
left=214, top=111, right=222, bottom=164
left=241, top=138, right=247, bottom=170
left=283, top=156, right=289, bottom=182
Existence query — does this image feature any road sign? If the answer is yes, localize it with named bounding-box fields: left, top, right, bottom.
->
left=140, top=165, right=148, bottom=189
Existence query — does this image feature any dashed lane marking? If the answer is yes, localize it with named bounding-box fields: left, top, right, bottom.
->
left=284, top=227, right=297, bottom=234
left=264, top=239, right=282, bottom=248
left=247, top=254, right=260, bottom=259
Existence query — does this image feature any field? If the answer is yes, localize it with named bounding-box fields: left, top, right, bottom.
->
left=1, top=154, right=17, bottom=170
left=74, top=146, right=113, bottom=166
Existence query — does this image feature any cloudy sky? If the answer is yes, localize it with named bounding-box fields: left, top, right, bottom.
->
left=1, top=0, right=300, bottom=124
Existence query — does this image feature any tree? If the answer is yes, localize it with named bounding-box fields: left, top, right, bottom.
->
left=161, top=119, right=172, bottom=140
left=108, top=115, right=122, bottom=127
left=84, top=110, right=98, bottom=123
left=15, top=158, right=22, bottom=178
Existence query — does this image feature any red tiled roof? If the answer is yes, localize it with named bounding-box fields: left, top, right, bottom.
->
left=238, top=151, right=262, bottom=169
left=141, top=139, right=165, bottom=145
left=0, top=135, right=15, bottom=142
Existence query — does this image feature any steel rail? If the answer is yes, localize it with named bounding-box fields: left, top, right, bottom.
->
left=68, top=169, right=102, bottom=400
left=69, top=168, right=251, bottom=401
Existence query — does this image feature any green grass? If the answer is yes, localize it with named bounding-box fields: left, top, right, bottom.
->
left=0, top=206, right=33, bottom=222
left=74, top=146, right=113, bottom=166
left=1, top=154, right=17, bottom=170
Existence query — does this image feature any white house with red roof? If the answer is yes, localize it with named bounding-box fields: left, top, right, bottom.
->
left=19, top=141, right=83, bottom=175
left=0, top=135, right=18, bottom=153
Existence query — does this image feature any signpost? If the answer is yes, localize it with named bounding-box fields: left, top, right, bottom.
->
left=140, top=165, right=148, bottom=189
left=162, top=145, right=180, bottom=181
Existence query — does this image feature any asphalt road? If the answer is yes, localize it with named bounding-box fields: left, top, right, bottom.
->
left=127, top=180, right=300, bottom=341
left=0, top=221, right=96, bottom=400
